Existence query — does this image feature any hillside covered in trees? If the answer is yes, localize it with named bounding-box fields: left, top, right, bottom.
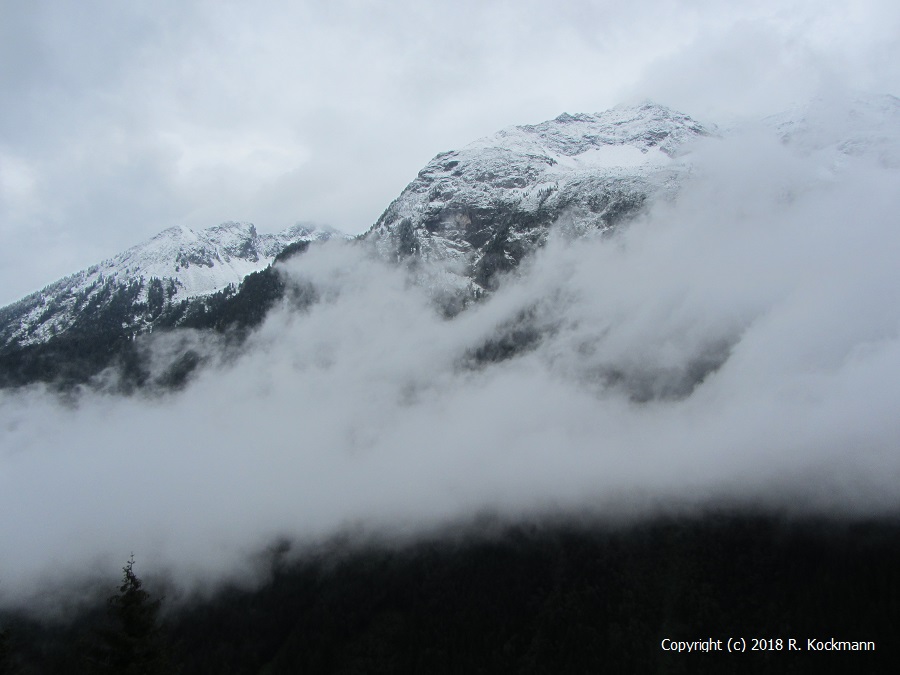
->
left=1, top=513, right=897, bottom=673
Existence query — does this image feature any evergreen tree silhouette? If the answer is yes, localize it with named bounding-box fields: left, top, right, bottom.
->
left=88, top=555, right=171, bottom=674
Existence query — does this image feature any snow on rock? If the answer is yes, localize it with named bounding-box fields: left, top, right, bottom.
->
left=0, top=222, right=341, bottom=348
left=104, top=221, right=336, bottom=300
left=5, top=96, right=895, bottom=350
left=364, top=102, right=714, bottom=297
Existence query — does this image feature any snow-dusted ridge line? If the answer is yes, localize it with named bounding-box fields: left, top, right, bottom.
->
left=0, top=221, right=343, bottom=348
left=476, top=102, right=713, bottom=159
left=87, top=221, right=338, bottom=300
left=364, top=102, right=715, bottom=295
left=363, top=95, right=900, bottom=302
left=3, top=95, right=897, bottom=352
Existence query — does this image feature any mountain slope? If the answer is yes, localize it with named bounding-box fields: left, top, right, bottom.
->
left=364, top=102, right=713, bottom=295
left=0, top=223, right=338, bottom=390
left=0, top=222, right=337, bottom=351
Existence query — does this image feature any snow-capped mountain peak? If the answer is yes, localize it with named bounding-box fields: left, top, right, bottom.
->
left=0, top=221, right=341, bottom=349
left=473, top=101, right=712, bottom=161
left=364, top=102, right=714, bottom=297
left=106, top=220, right=332, bottom=300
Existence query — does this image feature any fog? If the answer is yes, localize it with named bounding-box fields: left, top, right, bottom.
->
left=2, top=119, right=900, bottom=611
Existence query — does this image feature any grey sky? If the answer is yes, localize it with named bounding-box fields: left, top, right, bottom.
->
left=1, top=0, right=899, bottom=305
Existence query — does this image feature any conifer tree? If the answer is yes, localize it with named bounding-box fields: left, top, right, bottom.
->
left=89, top=555, right=171, bottom=674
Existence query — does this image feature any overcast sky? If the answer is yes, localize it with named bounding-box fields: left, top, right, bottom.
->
left=1, top=0, right=899, bottom=304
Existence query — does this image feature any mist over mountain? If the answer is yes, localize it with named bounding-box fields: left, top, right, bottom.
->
left=1, top=96, right=899, bottom=670
left=0, top=222, right=343, bottom=390
left=1, top=103, right=708, bottom=357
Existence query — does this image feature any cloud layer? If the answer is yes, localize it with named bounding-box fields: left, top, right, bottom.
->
left=2, top=119, right=899, bottom=610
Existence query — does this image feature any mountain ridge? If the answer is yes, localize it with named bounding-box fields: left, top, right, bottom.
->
left=363, top=102, right=713, bottom=296
left=2, top=95, right=897, bottom=390
left=0, top=221, right=340, bottom=350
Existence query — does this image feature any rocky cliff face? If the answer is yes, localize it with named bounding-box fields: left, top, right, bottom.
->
left=364, top=103, right=713, bottom=298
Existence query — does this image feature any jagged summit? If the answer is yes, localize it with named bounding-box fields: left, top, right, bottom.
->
left=462, top=102, right=709, bottom=164
left=509, top=102, right=711, bottom=158
left=365, top=102, right=713, bottom=295
left=104, top=220, right=335, bottom=299
left=0, top=221, right=340, bottom=349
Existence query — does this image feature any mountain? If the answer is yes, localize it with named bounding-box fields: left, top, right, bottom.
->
left=362, top=94, right=900, bottom=307
left=2, top=96, right=895, bottom=391
left=0, top=102, right=743, bottom=357
left=0, top=221, right=339, bottom=351
left=364, top=102, right=713, bottom=298
left=0, top=222, right=340, bottom=389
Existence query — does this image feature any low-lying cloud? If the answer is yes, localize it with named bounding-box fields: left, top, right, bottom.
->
left=2, top=121, right=900, bottom=611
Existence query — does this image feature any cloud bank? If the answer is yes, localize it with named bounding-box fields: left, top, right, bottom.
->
left=2, top=116, right=900, bottom=611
